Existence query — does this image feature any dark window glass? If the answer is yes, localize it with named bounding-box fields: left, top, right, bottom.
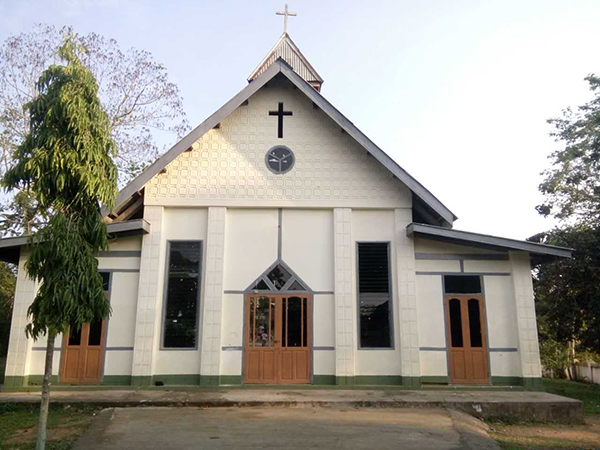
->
left=100, top=272, right=110, bottom=292
left=163, top=241, right=202, bottom=348
left=288, top=280, right=306, bottom=291
left=358, top=243, right=392, bottom=348
left=253, top=279, right=270, bottom=290
left=444, top=276, right=481, bottom=294
left=250, top=297, right=274, bottom=347
left=88, top=320, right=103, bottom=346
left=468, top=299, right=483, bottom=348
left=68, top=327, right=81, bottom=346
left=449, top=299, right=463, bottom=348
left=286, top=297, right=303, bottom=347
left=303, top=297, right=308, bottom=347
left=267, top=264, right=291, bottom=290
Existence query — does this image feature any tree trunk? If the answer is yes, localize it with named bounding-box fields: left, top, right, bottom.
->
left=35, top=333, right=55, bottom=450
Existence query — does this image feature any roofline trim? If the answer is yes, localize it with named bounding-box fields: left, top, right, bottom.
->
left=110, top=58, right=456, bottom=226
left=0, top=219, right=150, bottom=251
left=406, top=222, right=573, bottom=258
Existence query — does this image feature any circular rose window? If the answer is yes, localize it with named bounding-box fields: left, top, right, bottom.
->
left=265, top=146, right=295, bottom=174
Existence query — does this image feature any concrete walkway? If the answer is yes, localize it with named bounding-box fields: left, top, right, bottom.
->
left=0, top=388, right=583, bottom=422
left=73, top=406, right=501, bottom=450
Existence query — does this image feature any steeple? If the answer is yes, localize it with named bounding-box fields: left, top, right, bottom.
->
left=248, top=33, right=324, bottom=92
left=248, top=5, right=323, bottom=91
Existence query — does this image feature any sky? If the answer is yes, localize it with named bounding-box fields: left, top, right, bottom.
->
left=1, top=0, right=599, bottom=240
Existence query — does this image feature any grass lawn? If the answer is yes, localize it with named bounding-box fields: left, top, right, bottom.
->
left=0, top=403, right=100, bottom=450
left=489, top=378, right=600, bottom=449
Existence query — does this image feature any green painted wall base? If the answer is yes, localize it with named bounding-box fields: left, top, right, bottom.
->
left=5, top=373, right=540, bottom=390
left=3, top=376, right=26, bottom=387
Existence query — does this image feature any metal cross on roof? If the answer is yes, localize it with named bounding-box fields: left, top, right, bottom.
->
left=276, top=4, right=297, bottom=34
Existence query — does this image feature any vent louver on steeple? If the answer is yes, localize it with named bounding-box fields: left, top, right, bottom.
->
left=248, top=33, right=324, bottom=91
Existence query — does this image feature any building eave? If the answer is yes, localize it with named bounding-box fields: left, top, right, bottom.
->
left=406, top=222, right=573, bottom=260
left=0, top=219, right=150, bottom=264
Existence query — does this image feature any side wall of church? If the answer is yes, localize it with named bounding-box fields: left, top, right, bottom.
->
left=413, top=238, right=523, bottom=384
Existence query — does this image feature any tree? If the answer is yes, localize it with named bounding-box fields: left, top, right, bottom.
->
left=0, top=190, right=47, bottom=236
left=3, top=35, right=117, bottom=450
left=530, top=226, right=600, bottom=375
left=537, top=75, right=600, bottom=225
left=0, top=23, right=189, bottom=185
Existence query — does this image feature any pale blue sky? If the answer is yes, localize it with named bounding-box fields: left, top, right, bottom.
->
left=1, top=0, right=599, bottom=239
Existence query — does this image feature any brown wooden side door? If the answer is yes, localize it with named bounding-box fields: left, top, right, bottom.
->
left=245, top=296, right=279, bottom=384
left=60, top=320, right=106, bottom=383
left=278, top=295, right=310, bottom=384
left=244, top=294, right=311, bottom=384
left=445, top=295, right=489, bottom=384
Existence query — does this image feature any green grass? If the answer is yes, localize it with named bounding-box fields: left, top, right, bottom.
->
left=488, top=379, right=600, bottom=449
left=542, top=378, right=600, bottom=415
left=0, top=403, right=100, bottom=450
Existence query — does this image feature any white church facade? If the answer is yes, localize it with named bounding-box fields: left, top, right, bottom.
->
left=1, top=32, right=571, bottom=389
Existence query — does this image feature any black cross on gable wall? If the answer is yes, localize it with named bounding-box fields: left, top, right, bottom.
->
left=269, top=102, right=292, bottom=138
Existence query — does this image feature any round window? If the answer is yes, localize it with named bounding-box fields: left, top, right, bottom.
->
left=265, top=146, right=295, bottom=174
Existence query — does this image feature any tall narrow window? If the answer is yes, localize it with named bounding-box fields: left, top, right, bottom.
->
left=163, top=241, right=202, bottom=348
left=358, top=243, right=392, bottom=348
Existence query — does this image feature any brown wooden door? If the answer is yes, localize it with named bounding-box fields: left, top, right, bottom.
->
left=244, top=294, right=311, bottom=384
left=445, top=295, right=489, bottom=384
left=60, top=320, right=106, bottom=383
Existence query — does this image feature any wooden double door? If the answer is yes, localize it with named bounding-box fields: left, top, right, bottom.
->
left=445, top=295, right=489, bottom=384
left=244, top=295, right=311, bottom=384
left=60, top=320, right=106, bottom=383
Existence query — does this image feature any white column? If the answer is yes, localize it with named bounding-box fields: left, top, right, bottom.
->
left=4, top=254, right=35, bottom=387
left=509, top=251, right=543, bottom=389
left=333, top=208, right=355, bottom=384
left=200, top=206, right=226, bottom=385
left=395, top=209, right=421, bottom=387
left=131, top=206, right=165, bottom=385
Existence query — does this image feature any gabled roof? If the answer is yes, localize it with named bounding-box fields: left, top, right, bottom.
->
left=406, top=223, right=573, bottom=261
left=110, top=58, right=457, bottom=227
left=248, top=32, right=323, bottom=90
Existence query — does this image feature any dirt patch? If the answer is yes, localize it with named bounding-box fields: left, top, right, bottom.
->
left=6, top=425, right=83, bottom=444
left=489, top=415, right=600, bottom=449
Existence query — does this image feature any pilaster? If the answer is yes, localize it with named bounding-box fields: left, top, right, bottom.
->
left=395, top=209, right=421, bottom=387
left=509, top=251, right=543, bottom=389
left=333, top=208, right=355, bottom=384
left=131, top=206, right=165, bottom=385
left=200, top=206, right=227, bottom=385
left=4, top=254, right=35, bottom=387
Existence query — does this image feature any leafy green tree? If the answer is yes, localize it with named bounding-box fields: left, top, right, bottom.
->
left=537, top=75, right=600, bottom=224
left=530, top=226, right=600, bottom=366
left=3, top=35, right=117, bottom=450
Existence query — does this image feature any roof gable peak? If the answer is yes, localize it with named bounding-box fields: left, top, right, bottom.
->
left=248, top=33, right=323, bottom=91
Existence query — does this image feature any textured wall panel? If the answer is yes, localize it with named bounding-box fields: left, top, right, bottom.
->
left=146, top=78, right=411, bottom=209
left=510, top=251, right=542, bottom=379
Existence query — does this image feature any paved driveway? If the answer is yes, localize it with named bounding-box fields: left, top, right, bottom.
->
left=74, top=406, right=499, bottom=450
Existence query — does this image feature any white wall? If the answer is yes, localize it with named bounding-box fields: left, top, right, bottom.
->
left=313, top=294, right=335, bottom=376
left=220, top=293, right=244, bottom=376
left=416, top=274, right=448, bottom=377
left=223, top=209, right=278, bottom=291
left=281, top=209, right=333, bottom=292
left=484, top=276, right=521, bottom=377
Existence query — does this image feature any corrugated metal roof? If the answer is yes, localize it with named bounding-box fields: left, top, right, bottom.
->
left=248, top=33, right=323, bottom=88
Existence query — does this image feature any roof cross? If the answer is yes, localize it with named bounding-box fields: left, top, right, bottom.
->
left=276, top=4, right=297, bottom=34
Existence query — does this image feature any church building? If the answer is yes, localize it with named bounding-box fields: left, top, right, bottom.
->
left=1, top=26, right=571, bottom=388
